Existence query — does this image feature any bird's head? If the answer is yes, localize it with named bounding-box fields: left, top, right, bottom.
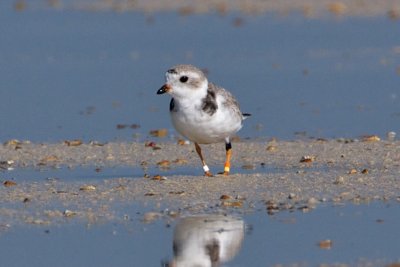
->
left=157, top=64, right=208, bottom=100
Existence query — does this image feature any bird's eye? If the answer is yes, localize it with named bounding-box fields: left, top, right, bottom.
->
left=179, top=76, right=188, bottom=83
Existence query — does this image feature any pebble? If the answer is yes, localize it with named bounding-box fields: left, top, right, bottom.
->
left=334, top=176, right=345, bottom=185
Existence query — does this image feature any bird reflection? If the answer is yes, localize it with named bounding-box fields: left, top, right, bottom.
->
left=166, top=214, right=244, bottom=267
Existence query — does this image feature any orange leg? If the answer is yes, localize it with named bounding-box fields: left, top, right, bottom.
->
left=195, top=142, right=213, bottom=177
left=223, top=142, right=232, bottom=175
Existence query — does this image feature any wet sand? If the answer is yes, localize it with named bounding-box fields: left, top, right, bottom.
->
left=1, top=139, right=399, bottom=226
left=22, top=0, right=400, bottom=18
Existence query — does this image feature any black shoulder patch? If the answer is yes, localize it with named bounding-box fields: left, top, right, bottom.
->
left=169, top=98, right=176, bottom=112
left=201, top=88, right=218, bottom=116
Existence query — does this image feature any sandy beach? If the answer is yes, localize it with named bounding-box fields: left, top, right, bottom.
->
left=1, top=139, right=399, bottom=225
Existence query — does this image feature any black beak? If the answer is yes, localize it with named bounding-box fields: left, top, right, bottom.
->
left=157, top=84, right=170, bottom=95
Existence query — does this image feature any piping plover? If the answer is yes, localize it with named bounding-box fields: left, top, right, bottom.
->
left=157, top=64, right=250, bottom=176
left=170, top=215, right=244, bottom=266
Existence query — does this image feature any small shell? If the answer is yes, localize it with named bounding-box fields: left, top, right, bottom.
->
left=79, top=185, right=96, bottom=191
left=149, top=129, right=168, bottom=137
left=362, top=135, right=380, bottom=142
left=3, top=180, right=17, bottom=187
left=116, top=124, right=127, bottom=129
left=0, top=160, right=15, bottom=170
left=361, top=168, right=369, bottom=174
left=221, top=201, right=243, bottom=208
left=334, top=176, right=345, bottom=185
left=328, top=2, right=347, bottom=15
left=40, top=155, right=59, bottom=162
left=64, top=140, right=83, bottom=146
left=220, top=194, right=232, bottom=200
left=388, top=9, right=400, bottom=20
left=172, top=158, right=188, bottom=164
left=387, top=131, right=396, bottom=141
left=63, top=210, right=77, bottom=217
left=142, top=212, right=161, bottom=223
left=307, top=197, right=319, bottom=205
left=348, top=169, right=357, bottom=174
left=242, top=164, right=256, bottom=170
left=157, top=160, right=170, bottom=168
left=169, top=191, right=185, bottom=196
left=177, top=139, right=190, bottom=145
left=318, top=239, right=333, bottom=249
left=152, top=175, right=167, bottom=181
left=145, top=142, right=161, bottom=150
left=300, top=155, right=316, bottom=163
left=3, top=139, right=21, bottom=146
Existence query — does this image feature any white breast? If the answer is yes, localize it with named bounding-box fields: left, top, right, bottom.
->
left=170, top=95, right=243, bottom=144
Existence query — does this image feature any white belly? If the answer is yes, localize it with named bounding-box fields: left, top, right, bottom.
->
left=171, top=106, right=242, bottom=144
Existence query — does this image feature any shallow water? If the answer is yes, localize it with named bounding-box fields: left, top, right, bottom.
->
left=1, top=202, right=399, bottom=267
left=1, top=164, right=265, bottom=182
left=1, top=8, right=399, bottom=142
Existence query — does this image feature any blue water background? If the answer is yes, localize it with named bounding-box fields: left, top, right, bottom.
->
left=1, top=7, right=399, bottom=142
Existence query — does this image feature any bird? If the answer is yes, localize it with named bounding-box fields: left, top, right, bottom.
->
left=157, top=64, right=250, bottom=176
left=169, top=215, right=244, bottom=267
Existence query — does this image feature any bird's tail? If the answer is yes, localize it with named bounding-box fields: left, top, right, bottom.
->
left=242, top=113, right=251, bottom=120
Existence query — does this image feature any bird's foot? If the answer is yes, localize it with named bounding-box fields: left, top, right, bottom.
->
left=217, top=166, right=230, bottom=176
left=202, top=165, right=213, bottom=177
left=204, top=171, right=213, bottom=177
